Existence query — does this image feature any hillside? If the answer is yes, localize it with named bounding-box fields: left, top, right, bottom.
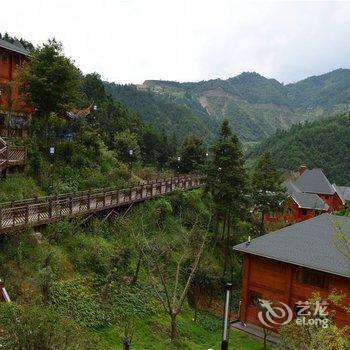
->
left=137, top=69, right=350, bottom=141
left=248, top=113, right=350, bottom=185
left=104, top=83, right=218, bottom=142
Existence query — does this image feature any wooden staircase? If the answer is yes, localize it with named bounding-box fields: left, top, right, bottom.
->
left=0, top=137, right=27, bottom=174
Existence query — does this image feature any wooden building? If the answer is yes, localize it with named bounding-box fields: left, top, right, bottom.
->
left=0, top=38, right=31, bottom=131
left=265, top=168, right=345, bottom=223
left=234, top=214, right=350, bottom=331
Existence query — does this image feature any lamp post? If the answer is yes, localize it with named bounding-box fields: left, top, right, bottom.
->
left=129, top=149, right=133, bottom=177
left=221, top=283, right=233, bottom=350
left=49, top=146, right=55, bottom=193
left=177, top=156, right=181, bottom=177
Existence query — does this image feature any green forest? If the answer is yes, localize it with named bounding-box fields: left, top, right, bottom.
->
left=248, top=113, right=350, bottom=185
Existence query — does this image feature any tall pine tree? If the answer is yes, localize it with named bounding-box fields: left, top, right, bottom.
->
left=205, top=120, right=249, bottom=277
left=251, top=152, right=286, bottom=235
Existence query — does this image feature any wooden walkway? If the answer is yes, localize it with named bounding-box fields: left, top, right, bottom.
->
left=0, top=176, right=204, bottom=233
left=0, top=137, right=27, bottom=173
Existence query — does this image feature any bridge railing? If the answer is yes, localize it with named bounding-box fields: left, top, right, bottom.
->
left=0, top=126, right=29, bottom=138
left=0, top=135, right=27, bottom=171
left=0, top=175, right=204, bottom=232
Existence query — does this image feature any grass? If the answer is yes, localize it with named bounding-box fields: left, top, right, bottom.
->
left=99, top=309, right=276, bottom=350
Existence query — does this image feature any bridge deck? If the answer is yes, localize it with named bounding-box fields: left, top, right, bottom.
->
left=0, top=176, right=203, bottom=233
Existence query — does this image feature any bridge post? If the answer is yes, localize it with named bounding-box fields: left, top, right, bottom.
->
left=87, top=189, right=91, bottom=210
left=70, top=194, right=73, bottom=214
left=49, top=198, right=53, bottom=218
left=25, top=204, right=29, bottom=224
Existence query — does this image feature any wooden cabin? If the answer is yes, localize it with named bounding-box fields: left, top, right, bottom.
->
left=0, top=38, right=31, bottom=133
left=234, top=214, right=350, bottom=331
left=265, top=168, right=345, bottom=223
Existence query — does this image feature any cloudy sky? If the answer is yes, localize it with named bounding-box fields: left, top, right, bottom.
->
left=1, top=0, right=349, bottom=84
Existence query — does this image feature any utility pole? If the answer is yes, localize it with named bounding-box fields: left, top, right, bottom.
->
left=221, top=283, right=233, bottom=350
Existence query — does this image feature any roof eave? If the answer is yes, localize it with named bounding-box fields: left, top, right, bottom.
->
left=233, top=248, right=350, bottom=279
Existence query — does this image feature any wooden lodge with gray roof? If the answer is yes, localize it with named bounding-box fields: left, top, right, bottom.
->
left=265, top=166, right=345, bottom=224
left=234, top=214, right=350, bottom=332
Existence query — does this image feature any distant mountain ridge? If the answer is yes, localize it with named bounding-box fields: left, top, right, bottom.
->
left=136, top=69, right=350, bottom=141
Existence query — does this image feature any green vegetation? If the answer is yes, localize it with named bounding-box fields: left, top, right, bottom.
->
left=251, top=153, right=286, bottom=235
left=205, top=120, right=250, bottom=279
left=248, top=113, right=350, bottom=185
left=0, top=191, right=272, bottom=349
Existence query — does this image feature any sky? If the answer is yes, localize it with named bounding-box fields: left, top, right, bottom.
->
left=1, top=0, right=349, bottom=84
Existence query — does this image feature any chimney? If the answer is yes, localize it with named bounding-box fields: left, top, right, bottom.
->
left=298, top=165, right=307, bottom=176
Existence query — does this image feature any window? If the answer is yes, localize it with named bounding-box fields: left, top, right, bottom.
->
left=0, top=53, right=8, bottom=63
left=295, top=269, right=326, bottom=289
left=248, top=290, right=262, bottom=306
left=301, top=208, right=307, bottom=215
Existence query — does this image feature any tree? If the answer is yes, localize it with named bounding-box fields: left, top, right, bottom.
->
left=205, top=119, right=249, bottom=277
left=178, top=134, right=206, bottom=173
left=132, top=215, right=207, bottom=342
left=114, top=130, right=141, bottom=164
left=19, top=39, right=82, bottom=118
left=251, top=152, right=286, bottom=235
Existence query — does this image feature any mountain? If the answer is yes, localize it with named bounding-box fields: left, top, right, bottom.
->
left=247, top=113, right=350, bottom=185
left=104, top=83, right=218, bottom=142
left=135, top=69, right=350, bottom=141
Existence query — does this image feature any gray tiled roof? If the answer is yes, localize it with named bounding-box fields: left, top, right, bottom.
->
left=294, top=169, right=335, bottom=195
left=0, top=38, right=29, bottom=56
left=283, top=180, right=301, bottom=195
left=291, top=191, right=329, bottom=210
left=333, top=184, right=350, bottom=202
left=233, top=214, right=350, bottom=278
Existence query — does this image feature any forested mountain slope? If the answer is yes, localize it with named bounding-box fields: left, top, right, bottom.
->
left=137, top=69, right=350, bottom=141
left=104, top=83, right=218, bottom=142
left=248, top=114, right=350, bottom=185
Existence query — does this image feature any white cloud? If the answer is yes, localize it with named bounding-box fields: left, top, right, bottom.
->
left=1, top=0, right=349, bottom=84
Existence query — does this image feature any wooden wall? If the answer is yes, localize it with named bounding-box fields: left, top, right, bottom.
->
left=0, top=47, right=30, bottom=115
left=240, top=253, right=350, bottom=330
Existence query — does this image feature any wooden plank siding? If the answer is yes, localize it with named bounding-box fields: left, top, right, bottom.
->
left=0, top=175, right=204, bottom=234
left=240, top=253, right=350, bottom=330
